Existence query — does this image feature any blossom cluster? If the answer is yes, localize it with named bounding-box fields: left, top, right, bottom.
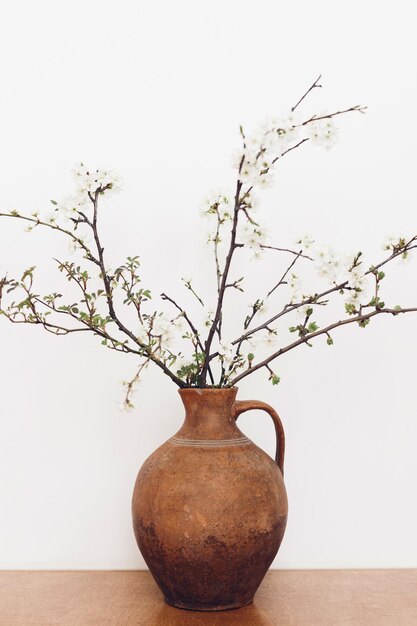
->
left=232, top=113, right=340, bottom=190
left=41, top=164, right=123, bottom=227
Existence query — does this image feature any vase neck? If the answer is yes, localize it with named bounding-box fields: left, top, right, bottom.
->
left=176, top=388, right=241, bottom=440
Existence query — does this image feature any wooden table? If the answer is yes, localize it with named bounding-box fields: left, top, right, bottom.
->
left=0, top=570, right=416, bottom=625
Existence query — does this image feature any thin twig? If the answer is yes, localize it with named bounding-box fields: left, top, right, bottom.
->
left=261, top=245, right=313, bottom=261
left=160, top=292, right=215, bottom=385
left=300, top=105, right=367, bottom=126
left=267, top=251, right=304, bottom=298
left=291, top=74, right=322, bottom=112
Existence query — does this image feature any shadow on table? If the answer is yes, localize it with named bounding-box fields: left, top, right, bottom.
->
left=147, top=602, right=273, bottom=626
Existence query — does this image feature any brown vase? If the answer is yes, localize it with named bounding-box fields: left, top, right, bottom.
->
left=132, top=387, right=287, bottom=611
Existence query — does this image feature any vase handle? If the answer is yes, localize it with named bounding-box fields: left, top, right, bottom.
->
left=232, top=400, right=285, bottom=476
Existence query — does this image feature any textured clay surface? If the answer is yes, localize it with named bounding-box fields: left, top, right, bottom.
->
left=132, top=387, right=288, bottom=611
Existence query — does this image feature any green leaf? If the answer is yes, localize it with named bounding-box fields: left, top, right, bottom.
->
left=326, top=336, right=334, bottom=346
left=50, top=199, right=58, bottom=206
left=345, top=303, right=357, bottom=315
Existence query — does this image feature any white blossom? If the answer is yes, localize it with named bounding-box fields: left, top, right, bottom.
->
left=174, top=353, right=193, bottom=372
left=240, top=222, right=267, bottom=259
left=316, top=246, right=342, bottom=284
left=288, top=272, right=302, bottom=303
left=218, top=341, right=236, bottom=365
left=273, top=112, right=302, bottom=151
left=71, top=163, right=123, bottom=196
left=305, top=117, right=340, bottom=151
left=296, top=234, right=315, bottom=249
left=241, top=192, right=259, bottom=213
left=172, top=315, right=186, bottom=335
left=151, top=314, right=174, bottom=347
left=296, top=303, right=314, bottom=320
left=260, top=329, right=278, bottom=348
left=201, top=191, right=232, bottom=221
left=67, top=225, right=92, bottom=254
left=41, top=208, right=58, bottom=224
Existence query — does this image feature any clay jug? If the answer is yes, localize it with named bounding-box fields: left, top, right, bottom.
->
left=132, top=387, right=287, bottom=611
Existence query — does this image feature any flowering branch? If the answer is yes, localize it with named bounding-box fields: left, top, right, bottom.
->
left=230, top=306, right=417, bottom=386
left=230, top=236, right=417, bottom=350
left=3, top=78, right=412, bottom=403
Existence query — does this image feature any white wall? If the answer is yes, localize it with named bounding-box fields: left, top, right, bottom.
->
left=1, top=0, right=416, bottom=569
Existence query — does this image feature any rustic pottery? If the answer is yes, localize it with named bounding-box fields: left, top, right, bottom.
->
left=132, top=387, right=287, bottom=611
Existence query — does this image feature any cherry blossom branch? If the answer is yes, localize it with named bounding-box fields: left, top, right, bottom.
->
left=229, top=236, right=417, bottom=349
left=230, top=306, right=417, bottom=385
left=199, top=180, right=243, bottom=384
left=122, top=359, right=150, bottom=410
left=87, top=190, right=187, bottom=388
left=0, top=212, right=100, bottom=266
left=300, top=105, right=367, bottom=126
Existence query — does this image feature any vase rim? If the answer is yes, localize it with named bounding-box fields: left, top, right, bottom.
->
left=178, top=386, right=238, bottom=394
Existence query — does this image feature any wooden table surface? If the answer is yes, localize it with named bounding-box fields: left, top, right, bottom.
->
left=0, top=569, right=416, bottom=626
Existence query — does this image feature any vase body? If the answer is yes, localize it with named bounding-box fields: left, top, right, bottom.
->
left=132, top=387, right=288, bottom=611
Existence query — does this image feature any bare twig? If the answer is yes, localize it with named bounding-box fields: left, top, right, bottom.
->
left=291, top=74, right=322, bottom=112
left=301, top=105, right=367, bottom=126
left=261, top=245, right=313, bottom=261
left=267, top=251, right=304, bottom=298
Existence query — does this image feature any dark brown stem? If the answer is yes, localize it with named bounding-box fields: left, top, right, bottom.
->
left=88, top=191, right=186, bottom=387
left=271, top=138, right=310, bottom=165
left=300, top=105, right=367, bottom=126
left=160, top=292, right=215, bottom=385
left=291, top=74, right=322, bottom=112
left=199, top=180, right=243, bottom=385
left=267, top=251, right=304, bottom=298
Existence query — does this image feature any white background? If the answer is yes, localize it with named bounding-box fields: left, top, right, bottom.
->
left=0, top=0, right=416, bottom=569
